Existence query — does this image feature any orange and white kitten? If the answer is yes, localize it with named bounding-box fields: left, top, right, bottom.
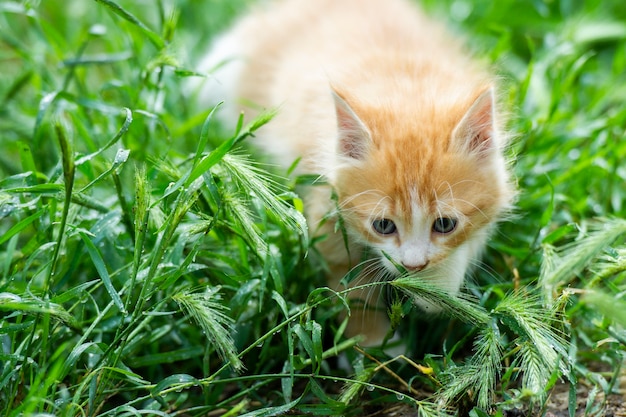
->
left=194, top=0, right=514, bottom=345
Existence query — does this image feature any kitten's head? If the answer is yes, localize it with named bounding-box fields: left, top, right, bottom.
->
left=329, top=86, right=513, bottom=279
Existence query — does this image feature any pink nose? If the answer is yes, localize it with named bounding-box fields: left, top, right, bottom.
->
left=402, top=261, right=429, bottom=272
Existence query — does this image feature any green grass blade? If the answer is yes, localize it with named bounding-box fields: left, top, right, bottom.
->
left=0, top=207, right=45, bottom=246
left=195, top=102, right=222, bottom=163
left=161, top=102, right=222, bottom=199
left=3, top=184, right=64, bottom=194
left=0, top=294, right=77, bottom=329
left=75, top=107, right=133, bottom=166
left=79, top=232, right=126, bottom=314
left=129, top=346, right=204, bottom=367
left=238, top=397, right=301, bottom=417
left=17, top=141, right=38, bottom=183
left=79, top=148, right=130, bottom=193
left=33, top=91, right=59, bottom=139
left=184, top=109, right=278, bottom=191
left=92, top=0, right=164, bottom=48
left=151, top=373, right=199, bottom=397
left=45, top=120, right=75, bottom=293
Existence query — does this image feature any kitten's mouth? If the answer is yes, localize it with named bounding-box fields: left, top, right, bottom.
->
left=379, top=252, right=432, bottom=278
left=401, top=261, right=430, bottom=273
left=382, top=263, right=431, bottom=282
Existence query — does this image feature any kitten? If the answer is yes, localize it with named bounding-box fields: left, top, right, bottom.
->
left=194, top=0, right=514, bottom=345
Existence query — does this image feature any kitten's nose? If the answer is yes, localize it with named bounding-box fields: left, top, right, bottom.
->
left=402, top=261, right=429, bottom=272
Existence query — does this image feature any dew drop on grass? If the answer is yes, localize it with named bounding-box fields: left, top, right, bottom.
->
left=89, top=24, right=107, bottom=36
left=396, top=393, right=405, bottom=400
left=568, top=149, right=581, bottom=160
left=366, top=385, right=375, bottom=392
left=0, top=205, right=13, bottom=217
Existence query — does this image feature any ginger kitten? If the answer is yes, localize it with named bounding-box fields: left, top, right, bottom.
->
left=194, top=0, right=514, bottom=345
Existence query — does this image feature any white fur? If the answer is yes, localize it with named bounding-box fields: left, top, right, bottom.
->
left=370, top=197, right=483, bottom=313
left=188, top=31, right=245, bottom=124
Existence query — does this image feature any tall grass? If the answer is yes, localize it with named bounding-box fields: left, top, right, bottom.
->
left=1, top=0, right=626, bottom=416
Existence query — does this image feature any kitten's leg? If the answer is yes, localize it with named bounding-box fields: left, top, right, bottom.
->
left=307, top=186, right=391, bottom=346
left=327, top=265, right=390, bottom=346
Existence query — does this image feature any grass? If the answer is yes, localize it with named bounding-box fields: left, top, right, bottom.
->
left=1, top=0, right=626, bottom=415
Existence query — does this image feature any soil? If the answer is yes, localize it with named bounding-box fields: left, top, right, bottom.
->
left=540, top=382, right=626, bottom=417
left=365, top=382, right=626, bottom=417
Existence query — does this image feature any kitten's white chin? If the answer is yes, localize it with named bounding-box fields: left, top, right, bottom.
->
left=386, top=240, right=479, bottom=313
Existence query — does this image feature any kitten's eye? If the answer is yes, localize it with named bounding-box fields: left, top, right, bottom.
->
left=372, top=219, right=397, bottom=235
left=433, top=217, right=457, bottom=234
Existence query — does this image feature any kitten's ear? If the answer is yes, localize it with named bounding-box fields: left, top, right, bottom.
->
left=332, top=89, right=372, bottom=160
left=452, top=87, right=497, bottom=156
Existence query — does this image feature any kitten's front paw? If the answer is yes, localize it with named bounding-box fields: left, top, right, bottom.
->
left=345, top=307, right=393, bottom=347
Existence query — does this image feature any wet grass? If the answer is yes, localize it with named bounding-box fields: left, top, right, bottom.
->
left=1, top=0, right=626, bottom=415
